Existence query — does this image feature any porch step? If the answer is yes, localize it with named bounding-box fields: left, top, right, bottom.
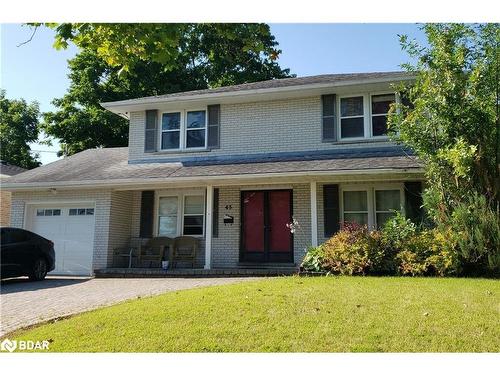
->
left=94, top=267, right=298, bottom=278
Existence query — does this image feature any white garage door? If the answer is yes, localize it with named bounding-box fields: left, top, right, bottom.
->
left=28, top=204, right=96, bottom=276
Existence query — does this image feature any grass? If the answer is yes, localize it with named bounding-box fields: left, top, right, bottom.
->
left=7, top=276, right=500, bottom=352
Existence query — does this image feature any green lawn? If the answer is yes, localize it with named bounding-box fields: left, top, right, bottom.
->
left=8, top=276, right=500, bottom=352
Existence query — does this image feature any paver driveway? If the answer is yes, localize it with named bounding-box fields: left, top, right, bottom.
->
left=0, top=276, right=256, bottom=336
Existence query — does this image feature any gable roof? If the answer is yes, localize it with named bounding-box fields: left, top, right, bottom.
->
left=101, top=71, right=414, bottom=115
left=3, top=146, right=423, bottom=190
left=0, top=161, right=27, bottom=177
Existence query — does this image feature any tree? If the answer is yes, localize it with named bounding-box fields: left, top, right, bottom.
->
left=40, top=23, right=293, bottom=155
left=0, top=90, right=41, bottom=169
left=37, top=23, right=288, bottom=77
left=389, top=23, right=499, bottom=272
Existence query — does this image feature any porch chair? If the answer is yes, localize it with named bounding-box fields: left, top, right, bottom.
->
left=112, top=246, right=139, bottom=268
left=171, top=236, right=199, bottom=269
left=139, top=237, right=175, bottom=268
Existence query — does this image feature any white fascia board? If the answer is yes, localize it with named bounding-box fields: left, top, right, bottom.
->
left=2, top=168, right=424, bottom=191
left=100, top=75, right=415, bottom=115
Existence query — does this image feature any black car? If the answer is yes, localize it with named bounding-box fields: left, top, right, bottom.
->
left=1, top=227, right=55, bottom=281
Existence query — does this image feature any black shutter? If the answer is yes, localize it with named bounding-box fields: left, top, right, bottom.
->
left=144, top=110, right=158, bottom=152
left=323, top=184, right=340, bottom=237
left=212, top=188, right=219, bottom=238
left=139, top=191, right=155, bottom=238
left=322, top=94, right=337, bottom=142
left=207, top=104, right=220, bottom=149
left=404, top=181, right=424, bottom=224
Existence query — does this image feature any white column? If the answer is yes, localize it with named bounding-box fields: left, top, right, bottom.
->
left=310, top=181, right=318, bottom=247
left=204, top=185, right=213, bottom=269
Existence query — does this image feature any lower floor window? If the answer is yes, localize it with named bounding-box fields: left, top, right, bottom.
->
left=158, top=196, right=178, bottom=237
left=157, top=193, right=205, bottom=237
left=375, top=189, right=401, bottom=228
left=343, top=191, right=368, bottom=225
left=342, top=186, right=402, bottom=229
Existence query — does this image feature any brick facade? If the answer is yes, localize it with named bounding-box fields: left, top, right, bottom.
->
left=127, top=96, right=394, bottom=162
left=0, top=190, right=11, bottom=226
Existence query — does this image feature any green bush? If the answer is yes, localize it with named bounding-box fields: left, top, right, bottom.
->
left=447, top=193, right=500, bottom=274
left=301, top=246, right=325, bottom=272
left=301, top=214, right=463, bottom=277
left=394, top=228, right=460, bottom=276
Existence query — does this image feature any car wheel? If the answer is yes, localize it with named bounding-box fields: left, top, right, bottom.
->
left=29, top=258, right=48, bottom=281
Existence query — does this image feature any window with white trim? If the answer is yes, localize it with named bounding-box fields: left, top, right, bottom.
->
left=185, top=111, right=206, bottom=148
left=337, top=93, right=397, bottom=140
left=161, top=112, right=181, bottom=150
left=340, top=96, right=365, bottom=138
left=342, top=190, right=368, bottom=225
left=375, top=189, right=401, bottom=228
left=341, top=184, right=404, bottom=229
left=158, top=196, right=178, bottom=237
left=160, top=109, right=207, bottom=151
left=36, top=209, right=61, bottom=217
left=371, top=93, right=396, bottom=137
left=157, top=193, right=205, bottom=237
left=68, top=208, right=94, bottom=216
left=183, top=195, right=204, bottom=235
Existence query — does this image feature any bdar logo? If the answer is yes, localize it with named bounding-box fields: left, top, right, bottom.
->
left=1, top=338, right=17, bottom=352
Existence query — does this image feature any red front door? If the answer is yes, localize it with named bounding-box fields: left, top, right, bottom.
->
left=241, top=190, right=293, bottom=263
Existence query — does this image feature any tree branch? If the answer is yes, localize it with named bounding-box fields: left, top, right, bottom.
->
left=17, top=26, right=38, bottom=47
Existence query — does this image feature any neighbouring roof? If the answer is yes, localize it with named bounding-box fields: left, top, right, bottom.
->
left=0, top=161, right=27, bottom=177
left=101, top=71, right=414, bottom=110
left=3, top=147, right=423, bottom=189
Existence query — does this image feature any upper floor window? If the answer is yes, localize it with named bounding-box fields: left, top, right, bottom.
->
left=161, top=112, right=181, bottom=150
left=340, top=96, right=364, bottom=138
left=186, top=111, right=206, bottom=148
left=338, top=93, right=396, bottom=140
left=160, top=109, right=207, bottom=151
left=371, top=93, right=395, bottom=137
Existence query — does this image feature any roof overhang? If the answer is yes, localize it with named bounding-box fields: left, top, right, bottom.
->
left=101, top=74, right=415, bottom=118
left=2, top=167, right=424, bottom=192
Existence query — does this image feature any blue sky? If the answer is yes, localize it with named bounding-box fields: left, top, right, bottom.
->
left=1, top=23, right=426, bottom=164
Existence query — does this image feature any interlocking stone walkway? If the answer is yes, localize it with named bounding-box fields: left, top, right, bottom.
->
left=0, top=276, right=257, bottom=337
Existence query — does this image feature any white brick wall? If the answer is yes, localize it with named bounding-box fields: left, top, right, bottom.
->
left=9, top=179, right=411, bottom=272
left=108, top=191, right=134, bottom=266
left=128, top=96, right=394, bottom=162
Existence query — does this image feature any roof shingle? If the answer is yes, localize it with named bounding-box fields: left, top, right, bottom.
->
left=5, top=147, right=422, bottom=187
left=101, top=71, right=413, bottom=106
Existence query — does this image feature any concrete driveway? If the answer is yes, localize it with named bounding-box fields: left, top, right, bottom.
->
left=0, top=276, right=256, bottom=337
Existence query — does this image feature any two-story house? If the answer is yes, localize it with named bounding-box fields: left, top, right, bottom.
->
left=3, top=72, right=424, bottom=276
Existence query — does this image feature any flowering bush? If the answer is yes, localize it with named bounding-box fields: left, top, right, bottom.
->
left=301, top=215, right=462, bottom=277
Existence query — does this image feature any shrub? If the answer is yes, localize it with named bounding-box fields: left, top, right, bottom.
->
left=447, top=193, right=500, bottom=273
left=300, top=246, right=325, bottom=272
left=320, top=223, right=384, bottom=275
left=425, top=228, right=461, bottom=276
left=300, top=213, right=473, bottom=277
left=393, top=227, right=460, bottom=276
left=396, top=250, right=427, bottom=276
left=382, top=212, right=417, bottom=250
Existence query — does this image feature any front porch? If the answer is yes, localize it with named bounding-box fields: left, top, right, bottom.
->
left=103, top=170, right=423, bottom=275
left=106, top=181, right=317, bottom=271
left=95, top=266, right=298, bottom=278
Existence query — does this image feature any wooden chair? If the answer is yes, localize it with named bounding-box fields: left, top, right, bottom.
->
left=139, top=237, right=175, bottom=268
left=172, top=236, right=199, bottom=268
